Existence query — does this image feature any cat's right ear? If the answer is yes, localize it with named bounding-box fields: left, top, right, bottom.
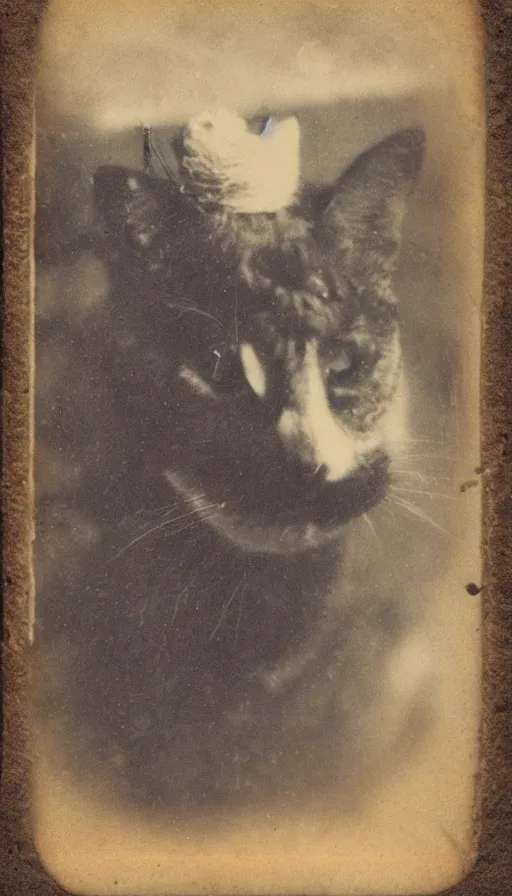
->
left=93, top=166, right=175, bottom=252
left=319, top=128, right=426, bottom=279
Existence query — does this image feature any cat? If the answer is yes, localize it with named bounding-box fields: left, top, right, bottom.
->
left=34, top=122, right=436, bottom=818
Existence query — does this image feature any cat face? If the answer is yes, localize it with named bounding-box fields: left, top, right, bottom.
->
left=94, top=126, right=424, bottom=553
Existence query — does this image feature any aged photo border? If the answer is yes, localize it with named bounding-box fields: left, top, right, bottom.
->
left=1, top=0, right=510, bottom=893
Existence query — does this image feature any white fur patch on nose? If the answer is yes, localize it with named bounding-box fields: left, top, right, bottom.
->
left=240, top=343, right=267, bottom=398
left=278, top=408, right=357, bottom=482
left=277, top=341, right=358, bottom=482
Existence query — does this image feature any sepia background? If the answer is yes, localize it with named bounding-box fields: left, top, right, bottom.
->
left=32, top=0, right=484, bottom=893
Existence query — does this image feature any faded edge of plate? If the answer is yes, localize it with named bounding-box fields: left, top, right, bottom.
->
left=0, top=1, right=511, bottom=894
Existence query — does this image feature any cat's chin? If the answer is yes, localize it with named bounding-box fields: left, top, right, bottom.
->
left=200, top=509, right=345, bottom=555
left=163, top=469, right=374, bottom=555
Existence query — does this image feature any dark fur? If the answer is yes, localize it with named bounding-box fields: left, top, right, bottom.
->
left=34, top=126, right=434, bottom=818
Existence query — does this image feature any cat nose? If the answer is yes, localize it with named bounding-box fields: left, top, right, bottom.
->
left=277, top=405, right=357, bottom=482
left=276, top=341, right=358, bottom=482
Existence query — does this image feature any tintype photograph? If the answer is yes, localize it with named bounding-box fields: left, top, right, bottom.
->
left=30, top=0, right=484, bottom=892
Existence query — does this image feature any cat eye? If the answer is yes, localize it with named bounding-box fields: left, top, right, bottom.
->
left=327, top=349, right=352, bottom=376
left=208, top=345, right=245, bottom=389
left=326, top=352, right=359, bottom=398
left=326, top=339, right=377, bottom=398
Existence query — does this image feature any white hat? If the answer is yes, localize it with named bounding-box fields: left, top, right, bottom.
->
left=180, top=108, right=300, bottom=214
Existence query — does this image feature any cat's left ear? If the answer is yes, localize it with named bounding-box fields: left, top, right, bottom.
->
left=320, top=128, right=426, bottom=277
left=93, top=166, right=178, bottom=252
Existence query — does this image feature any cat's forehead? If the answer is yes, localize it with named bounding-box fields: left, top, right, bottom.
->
left=224, top=211, right=357, bottom=342
left=220, top=205, right=313, bottom=253
left=164, top=199, right=397, bottom=346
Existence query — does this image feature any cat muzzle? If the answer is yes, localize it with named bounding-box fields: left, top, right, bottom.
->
left=166, top=448, right=390, bottom=554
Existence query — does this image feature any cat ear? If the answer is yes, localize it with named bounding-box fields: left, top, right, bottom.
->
left=93, top=166, right=176, bottom=251
left=321, top=128, right=425, bottom=277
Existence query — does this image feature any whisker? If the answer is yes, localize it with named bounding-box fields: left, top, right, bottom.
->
left=126, top=493, right=207, bottom=527
left=160, top=502, right=217, bottom=524
left=234, top=281, right=239, bottom=344
left=167, top=510, right=220, bottom=538
left=121, top=503, right=180, bottom=526
left=386, top=495, right=452, bottom=536
left=170, top=585, right=188, bottom=627
left=209, top=580, right=244, bottom=641
left=160, top=502, right=219, bottom=529
left=389, top=486, right=458, bottom=500
left=233, top=585, right=247, bottom=648
left=372, top=500, right=411, bottom=536
left=387, top=438, right=442, bottom=445
left=137, top=504, right=189, bottom=530
left=149, top=510, right=220, bottom=545
left=391, top=470, right=453, bottom=481
left=112, top=503, right=219, bottom=558
left=363, top=513, right=382, bottom=550
left=393, top=452, right=456, bottom=462
left=141, top=503, right=180, bottom=520
left=166, top=302, right=224, bottom=328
